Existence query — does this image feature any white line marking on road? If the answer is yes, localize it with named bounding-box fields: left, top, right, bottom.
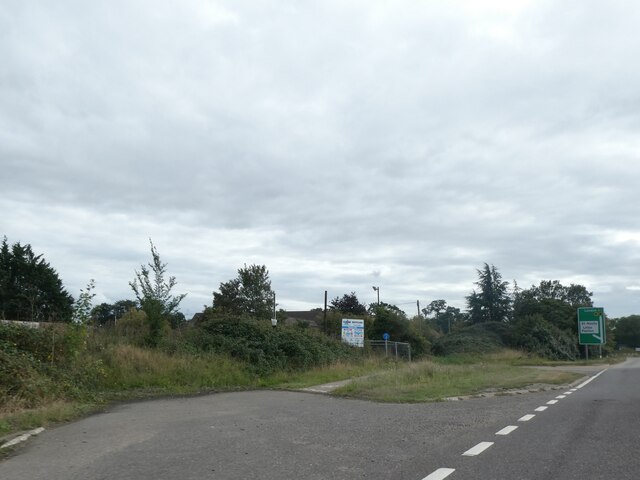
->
left=535, top=406, right=548, bottom=412
left=463, top=442, right=494, bottom=456
left=563, top=392, right=573, bottom=395
left=555, top=395, right=567, bottom=399
left=518, top=414, right=535, bottom=422
left=576, top=369, right=607, bottom=389
left=496, top=425, right=519, bottom=435
left=422, top=468, right=456, bottom=480
left=570, top=388, right=577, bottom=392
left=547, top=399, right=558, bottom=405
left=0, top=427, right=45, bottom=449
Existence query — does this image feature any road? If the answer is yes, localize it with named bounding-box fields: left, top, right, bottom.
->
left=1, top=359, right=638, bottom=480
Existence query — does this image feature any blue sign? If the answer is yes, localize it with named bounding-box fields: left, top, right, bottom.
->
left=382, top=332, right=390, bottom=341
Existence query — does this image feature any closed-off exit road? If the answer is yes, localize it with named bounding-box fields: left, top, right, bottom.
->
left=2, top=358, right=639, bottom=480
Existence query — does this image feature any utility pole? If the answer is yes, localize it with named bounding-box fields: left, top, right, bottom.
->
left=372, top=286, right=380, bottom=305
left=417, top=300, right=421, bottom=318
left=323, top=290, right=328, bottom=334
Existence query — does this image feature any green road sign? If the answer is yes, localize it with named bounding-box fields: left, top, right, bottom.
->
left=577, top=307, right=605, bottom=345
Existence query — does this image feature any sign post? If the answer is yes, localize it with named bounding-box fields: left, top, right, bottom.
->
left=577, top=307, right=605, bottom=360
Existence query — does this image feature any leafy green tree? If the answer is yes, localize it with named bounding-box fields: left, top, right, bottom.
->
left=369, top=304, right=429, bottom=357
left=422, top=300, right=464, bottom=333
left=330, top=292, right=367, bottom=315
left=368, top=301, right=406, bottom=318
left=212, top=264, right=274, bottom=320
left=466, top=263, right=511, bottom=323
left=513, top=280, right=592, bottom=332
left=130, top=240, right=186, bottom=315
left=0, top=237, right=74, bottom=322
left=91, top=299, right=137, bottom=326
left=613, top=315, right=640, bottom=348
left=438, top=305, right=466, bottom=333
left=72, top=279, right=95, bottom=325
left=422, top=299, right=446, bottom=319
left=130, top=240, right=186, bottom=345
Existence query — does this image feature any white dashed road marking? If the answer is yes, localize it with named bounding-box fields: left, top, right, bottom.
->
left=417, top=370, right=609, bottom=480
left=518, top=414, right=535, bottom=422
left=422, top=468, right=456, bottom=480
left=496, top=425, right=519, bottom=435
left=463, top=442, right=494, bottom=456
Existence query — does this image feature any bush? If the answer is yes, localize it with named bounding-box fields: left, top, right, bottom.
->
left=510, top=315, right=578, bottom=360
left=0, top=323, right=85, bottom=364
left=432, top=323, right=506, bottom=356
left=115, top=309, right=149, bottom=346
left=0, top=323, right=99, bottom=410
left=186, top=315, right=356, bottom=375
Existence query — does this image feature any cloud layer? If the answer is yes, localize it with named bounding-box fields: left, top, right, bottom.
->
left=2, top=0, right=640, bottom=317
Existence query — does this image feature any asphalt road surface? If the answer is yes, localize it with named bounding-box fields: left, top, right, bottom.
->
left=1, top=359, right=638, bottom=480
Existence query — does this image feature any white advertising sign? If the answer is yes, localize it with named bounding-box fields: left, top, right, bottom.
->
left=341, top=318, right=365, bottom=347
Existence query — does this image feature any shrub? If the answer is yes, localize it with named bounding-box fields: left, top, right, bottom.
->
left=432, top=323, right=506, bottom=356
left=510, top=315, right=578, bottom=360
left=115, top=309, right=149, bottom=346
left=186, top=315, right=356, bottom=375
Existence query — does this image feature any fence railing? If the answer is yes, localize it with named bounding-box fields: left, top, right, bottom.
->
left=364, top=340, right=411, bottom=361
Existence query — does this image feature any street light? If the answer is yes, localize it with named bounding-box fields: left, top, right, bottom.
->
left=372, top=286, right=380, bottom=305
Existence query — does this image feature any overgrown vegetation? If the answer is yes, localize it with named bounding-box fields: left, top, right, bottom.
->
left=333, top=350, right=581, bottom=402
left=0, top=316, right=363, bottom=435
left=1, top=239, right=634, bottom=443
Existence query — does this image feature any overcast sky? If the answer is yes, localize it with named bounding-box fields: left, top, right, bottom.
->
left=2, top=0, right=640, bottom=319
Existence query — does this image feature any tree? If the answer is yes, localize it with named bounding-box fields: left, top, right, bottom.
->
left=422, top=299, right=446, bottom=318
left=91, top=299, right=137, bottom=326
left=212, top=264, right=274, bottom=320
left=613, top=315, right=640, bottom=348
left=422, top=299, right=448, bottom=332
left=130, top=239, right=186, bottom=316
left=130, top=240, right=186, bottom=345
left=72, top=279, right=95, bottom=325
left=330, top=292, right=367, bottom=315
left=439, top=306, right=466, bottom=333
left=0, top=237, right=74, bottom=322
left=513, top=280, right=592, bottom=332
left=369, top=303, right=429, bottom=357
left=466, top=263, right=511, bottom=323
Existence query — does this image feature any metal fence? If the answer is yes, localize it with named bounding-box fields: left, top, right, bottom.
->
left=364, top=340, right=411, bottom=361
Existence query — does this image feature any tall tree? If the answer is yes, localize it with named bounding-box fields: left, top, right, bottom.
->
left=212, top=264, right=274, bottom=320
left=129, top=239, right=186, bottom=315
left=466, top=263, right=511, bottom=323
left=513, top=280, right=592, bottom=332
left=91, top=299, right=137, bottom=326
left=613, top=315, right=640, bottom=348
left=330, top=292, right=367, bottom=315
left=72, top=279, right=96, bottom=325
left=0, top=237, right=74, bottom=321
left=130, top=240, right=186, bottom=345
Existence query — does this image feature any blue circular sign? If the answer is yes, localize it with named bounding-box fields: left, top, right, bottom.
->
left=382, top=332, right=390, bottom=341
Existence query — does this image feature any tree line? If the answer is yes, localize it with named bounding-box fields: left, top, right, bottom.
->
left=2, top=236, right=639, bottom=354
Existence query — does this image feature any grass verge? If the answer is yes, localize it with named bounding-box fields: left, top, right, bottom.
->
left=332, top=350, right=583, bottom=402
